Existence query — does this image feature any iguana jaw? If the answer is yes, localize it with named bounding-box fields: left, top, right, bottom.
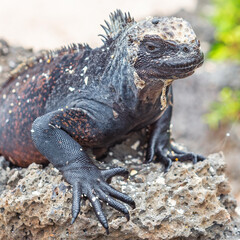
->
left=159, top=51, right=204, bottom=80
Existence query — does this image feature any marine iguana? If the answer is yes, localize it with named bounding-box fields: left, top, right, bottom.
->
left=0, top=10, right=204, bottom=233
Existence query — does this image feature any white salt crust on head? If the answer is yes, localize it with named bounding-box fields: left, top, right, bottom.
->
left=137, top=16, right=197, bottom=44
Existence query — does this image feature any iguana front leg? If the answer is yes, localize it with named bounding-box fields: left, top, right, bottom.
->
left=31, top=109, right=135, bottom=234
left=146, top=86, right=205, bottom=171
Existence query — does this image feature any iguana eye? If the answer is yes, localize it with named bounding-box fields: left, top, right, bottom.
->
left=146, top=43, right=157, bottom=52
left=147, top=45, right=155, bottom=51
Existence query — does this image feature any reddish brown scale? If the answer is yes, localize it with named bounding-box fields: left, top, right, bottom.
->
left=0, top=46, right=86, bottom=167
left=50, top=109, right=103, bottom=147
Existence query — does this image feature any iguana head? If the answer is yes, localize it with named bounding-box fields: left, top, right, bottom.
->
left=131, top=16, right=204, bottom=81
left=101, top=10, right=203, bottom=84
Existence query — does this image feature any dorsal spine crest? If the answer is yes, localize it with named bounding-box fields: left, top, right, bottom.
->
left=99, top=9, right=135, bottom=43
left=1, top=43, right=88, bottom=91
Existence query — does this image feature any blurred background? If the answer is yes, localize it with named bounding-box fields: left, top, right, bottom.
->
left=0, top=0, right=239, bottom=208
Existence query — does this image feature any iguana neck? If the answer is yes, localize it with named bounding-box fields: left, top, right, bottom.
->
left=98, top=42, right=139, bottom=111
left=134, top=70, right=173, bottom=109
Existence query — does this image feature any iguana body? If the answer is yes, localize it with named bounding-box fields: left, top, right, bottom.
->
left=0, top=10, right=204, bottom=233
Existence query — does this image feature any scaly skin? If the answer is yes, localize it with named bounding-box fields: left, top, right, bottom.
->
left=0, top=10, right=204, bottom=233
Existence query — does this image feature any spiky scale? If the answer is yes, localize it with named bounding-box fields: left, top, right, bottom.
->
left=100, top=9, right=135, bottom=43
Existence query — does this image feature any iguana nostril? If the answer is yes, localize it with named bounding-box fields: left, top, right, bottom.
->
left=183, top=46, right=190, bottom=53
left=196, top=39, right=201, bottom=47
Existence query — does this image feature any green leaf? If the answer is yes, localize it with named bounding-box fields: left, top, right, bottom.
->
left=208, top=0, right=240, bottom=62
left=205, top=87, right=240, bottom=128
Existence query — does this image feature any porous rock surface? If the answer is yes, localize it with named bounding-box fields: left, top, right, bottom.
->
left=0, top=136, right=240, bottom=240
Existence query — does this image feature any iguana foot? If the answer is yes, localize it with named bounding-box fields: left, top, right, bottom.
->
left=62, top=164, right=135, bottom=234
left=146, top=141, right=205, bottom=172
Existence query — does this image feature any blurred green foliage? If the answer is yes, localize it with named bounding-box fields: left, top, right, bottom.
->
left=205, top=0, right=240, bottom=128
left=209, top=0, right=240, bottom=61
left=205, top=88, right=240, bottom=128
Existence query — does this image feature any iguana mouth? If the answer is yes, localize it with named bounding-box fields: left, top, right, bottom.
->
left=165, top=52, right=204, bottom=70
left=160, top=52, right=204, bottom=79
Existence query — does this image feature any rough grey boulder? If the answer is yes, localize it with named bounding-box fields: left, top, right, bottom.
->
left=0, top=142, right=240, bottom=240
